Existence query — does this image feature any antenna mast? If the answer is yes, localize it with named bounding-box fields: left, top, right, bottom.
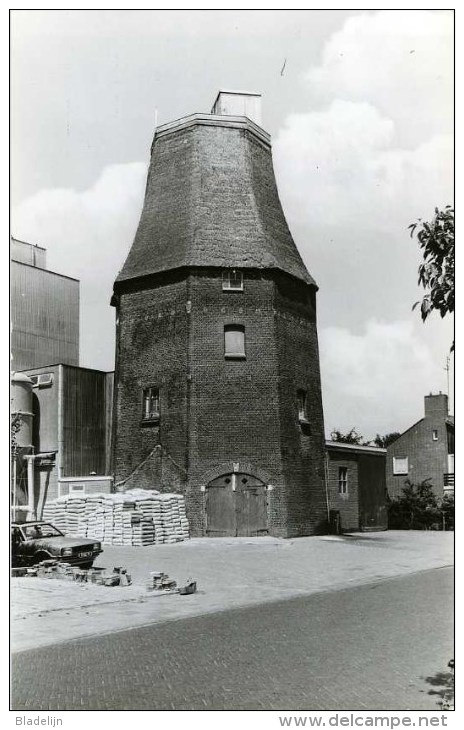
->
left=444, top=355, right=450, bottom=400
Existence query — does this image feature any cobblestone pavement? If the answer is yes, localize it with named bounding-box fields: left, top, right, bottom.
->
left=11, top=567, right=453, bottom=711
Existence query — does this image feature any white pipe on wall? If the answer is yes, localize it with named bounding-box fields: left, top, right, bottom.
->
left=25, top=455, right=35, bottom=521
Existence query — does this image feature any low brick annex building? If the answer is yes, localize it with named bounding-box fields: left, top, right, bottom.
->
left=111, top=91, right=328, bottom=537
left=325, top=442, right=387, bottom=533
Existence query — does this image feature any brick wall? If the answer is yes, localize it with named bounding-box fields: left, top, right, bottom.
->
left=386, top=414, right=450, bottom=499
left=274, top=275, right=327, bottom=535
left=112, top=267, right=327, bottom=537
left=112, top=271, right=189, bottom=494
left=326, top=452, right=360, bottom=532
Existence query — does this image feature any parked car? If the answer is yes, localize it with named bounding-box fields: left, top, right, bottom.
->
left=11, top=521, right=102, bottom=568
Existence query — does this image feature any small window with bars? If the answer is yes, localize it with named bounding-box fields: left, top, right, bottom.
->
left=338, top=467, right=348, bottom=495
left=142, top=387, right=160, bottom=421
left=222, top=269, right=243, bottom=291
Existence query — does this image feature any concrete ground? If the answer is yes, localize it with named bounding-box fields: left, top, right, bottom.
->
left=11, top=530, right=453, bottom=654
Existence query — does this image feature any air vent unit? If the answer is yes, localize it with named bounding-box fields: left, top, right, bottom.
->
left=30, top=373, right=54, bottom=388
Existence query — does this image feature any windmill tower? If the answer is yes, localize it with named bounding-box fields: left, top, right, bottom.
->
left=111, top=91, right=327, bottom=537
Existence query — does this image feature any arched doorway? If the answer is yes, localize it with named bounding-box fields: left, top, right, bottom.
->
left=205, top=473, right=269, bottom=537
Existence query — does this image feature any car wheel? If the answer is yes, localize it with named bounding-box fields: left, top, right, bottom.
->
left=34, top=551, right=52, bottom=564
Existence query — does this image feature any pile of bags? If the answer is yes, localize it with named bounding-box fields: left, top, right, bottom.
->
left=42, top=489, right=190, bottom=546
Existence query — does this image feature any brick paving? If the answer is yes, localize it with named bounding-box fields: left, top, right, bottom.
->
left=11, top=531, right=453, bottom=653
left=11, top=567, right=453, bottom=711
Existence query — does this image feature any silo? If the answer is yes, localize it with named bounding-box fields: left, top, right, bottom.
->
left=11, top=372, right=34, bottom=519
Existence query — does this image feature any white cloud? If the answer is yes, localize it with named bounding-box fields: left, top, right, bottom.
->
left=12, top=162, right=148, bottom=371
left=272, top=9, right=454, bottom=435
left=306, top=10, right=453, bottom=143
left=320, top=319, right=448, bottom=439
left=274, top=100, right=453, bottom=234
left=273, top=9, right=453, bottom=239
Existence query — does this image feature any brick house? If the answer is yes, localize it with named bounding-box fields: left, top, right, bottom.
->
left=386, top=393, right=454, bottom=500
left=325, top=441, right=387, bottom=533
left=110, top=91, right=328, bottom=538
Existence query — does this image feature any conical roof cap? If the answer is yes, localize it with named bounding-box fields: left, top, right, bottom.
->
left=115, top=111, right=316, bottom=288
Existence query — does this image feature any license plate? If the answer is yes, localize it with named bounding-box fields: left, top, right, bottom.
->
left=79, top=551, right=92, bottom=558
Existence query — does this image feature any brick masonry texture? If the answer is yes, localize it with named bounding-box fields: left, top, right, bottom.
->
left=326, top=450, right=387, bottom=532
left=112, top=117, right=327, bottom=537
left=326, top=452, right=360, bottom=532
left=112, top=269, right=327, bottom=537
left=386, top=395, right=453, bottom=499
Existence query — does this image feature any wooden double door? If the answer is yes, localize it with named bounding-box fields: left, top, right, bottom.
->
left=205, top=473, right=269, bottom=537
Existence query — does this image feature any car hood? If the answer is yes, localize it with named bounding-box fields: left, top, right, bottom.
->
left=28, top=537, right=99, bottom=551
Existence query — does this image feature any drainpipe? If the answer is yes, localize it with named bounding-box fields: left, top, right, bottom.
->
left=24, top=454, right=36, bottom=521
left=12, top=459, right=17, bottom=519
left=57, top=364, right=64, bottom=489
left=324, top=450, right=331, bottom=522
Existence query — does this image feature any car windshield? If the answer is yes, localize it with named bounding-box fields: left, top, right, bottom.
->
left=22, top=524, right=63, bottom=540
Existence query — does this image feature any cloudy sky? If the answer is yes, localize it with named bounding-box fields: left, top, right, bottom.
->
left=10, top=9, right=454, bottom=439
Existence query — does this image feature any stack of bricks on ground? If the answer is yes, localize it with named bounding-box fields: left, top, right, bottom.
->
left=43, top=490, right=190, bottom=545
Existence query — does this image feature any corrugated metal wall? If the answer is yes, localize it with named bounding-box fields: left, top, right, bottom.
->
left=62, top=367, right=107, bottom=476
left=11, top=261, right=79, bottom=371
left=11, top=238, right=47, bottom=268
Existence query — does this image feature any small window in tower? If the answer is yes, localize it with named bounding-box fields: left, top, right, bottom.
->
left=297, top=390, right=308, bottom=422
left=338, top=467, right=348, bottom=495
left=222, top=269, right=243, bottom=291
left=432, top=429, right=439, bottom=441
left=142, top=387, right=160, bottom=421
left=224, top=325, right=246, bottom=358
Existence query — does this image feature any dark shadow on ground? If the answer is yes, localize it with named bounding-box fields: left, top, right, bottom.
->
left=424, top=670, right=454, bottom=709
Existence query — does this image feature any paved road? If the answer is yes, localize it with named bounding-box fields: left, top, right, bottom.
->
left=11, top=567, right=453, bottom=711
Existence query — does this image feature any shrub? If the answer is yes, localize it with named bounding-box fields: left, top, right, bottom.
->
left=387, top=479, right=443, bottom=529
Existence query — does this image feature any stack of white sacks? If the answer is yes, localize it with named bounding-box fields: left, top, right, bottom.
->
left=42, top=489, right=189, bottom=546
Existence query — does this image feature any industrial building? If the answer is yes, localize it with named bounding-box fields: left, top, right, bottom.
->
left=10, top=238, right=113, bottom=520
left=10, top=238, right=80, bottom=372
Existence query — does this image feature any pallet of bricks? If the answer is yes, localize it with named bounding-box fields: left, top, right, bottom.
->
left=42, top=489, right=189, bottom=546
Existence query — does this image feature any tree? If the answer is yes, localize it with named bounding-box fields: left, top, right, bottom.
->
left=387, top=479, right=441, bottom=529
left=409, top=206, right=454, bottom=347
left=330, top=428, right=368, bottom=445
left=373, top=432, right=401, bottom=448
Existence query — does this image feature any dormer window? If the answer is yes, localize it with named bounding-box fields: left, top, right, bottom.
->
left=222, top=269, right=243, bottom=291
left=142, top=387, right=160, bottom=422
